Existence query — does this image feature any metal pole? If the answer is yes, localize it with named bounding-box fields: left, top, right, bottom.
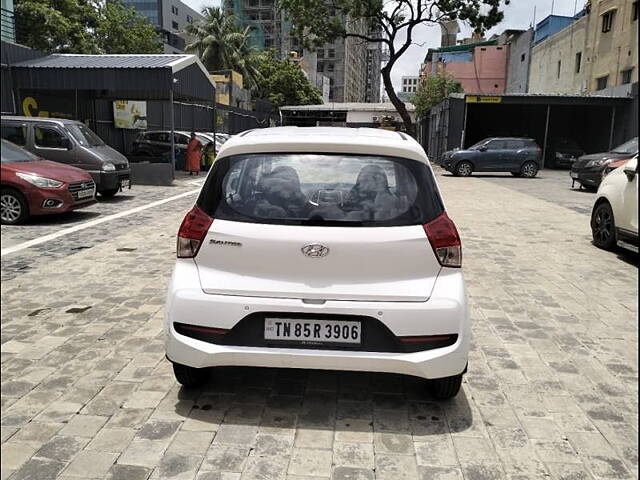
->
left=542, top=104, right=551, bottom=169
left=169, top=88, right=175, bottom=179
left=608, top=106, right=616, bottom=150
left=212, top=101, right=217, bottom=157
left=460, top=98, right=469, bottom=148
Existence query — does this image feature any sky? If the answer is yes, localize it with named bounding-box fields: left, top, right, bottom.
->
left=182, top=0, right=581, bottom=91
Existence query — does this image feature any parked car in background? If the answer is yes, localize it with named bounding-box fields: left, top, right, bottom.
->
left=546, top=137, right=584, bottom=169
left=207, top=133, right=231, bottom=144
left=1, top=116, right=130, bottom=197
left=165, top=127, right=469, bottom=399
left=591, top=155, right=638, bottom=250
left=571, top=137, right=638, bottom=190
left=441, top=137, right=542, bottom=178
left=132, top=131, right=220, bottom=159
left=1, top=139, right=95, bottom=224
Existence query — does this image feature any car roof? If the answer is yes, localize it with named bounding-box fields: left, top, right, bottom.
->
left=216, top=127, right=428, bottom=163
left=1, top=115, right=82, bottom=126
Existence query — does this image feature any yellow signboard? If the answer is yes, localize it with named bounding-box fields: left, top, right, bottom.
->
left=466, top=96, right=502, bottom=103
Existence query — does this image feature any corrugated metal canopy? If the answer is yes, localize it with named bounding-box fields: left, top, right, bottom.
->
left=10, top=54, right=215, bottom=102
left=13, top=54, right=190, bottom=69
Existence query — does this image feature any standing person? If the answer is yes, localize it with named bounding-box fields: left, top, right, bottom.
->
left=202, top=141, right=216, bottom=170
left=185, top=132, right=202, bottom=175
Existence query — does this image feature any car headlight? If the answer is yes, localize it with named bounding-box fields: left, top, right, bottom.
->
left=102, top=162, right=116, bottom=172
left=586, top=159, right=606, bottom=168
left=16, top=172, right=63, bottom=188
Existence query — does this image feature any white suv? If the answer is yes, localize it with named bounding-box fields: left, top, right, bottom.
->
left=165, top=127, right=469, bottom=399
left=591, top=154, right=638, bottom=250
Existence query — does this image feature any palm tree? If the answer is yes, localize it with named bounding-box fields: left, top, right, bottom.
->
left=185, top=7, right=261, bottom=89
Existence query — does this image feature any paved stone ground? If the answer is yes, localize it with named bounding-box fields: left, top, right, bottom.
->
left=1, top=167, right=637, bottom=480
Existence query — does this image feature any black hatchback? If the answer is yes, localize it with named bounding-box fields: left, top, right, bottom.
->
left=570, top=137, right=638, bottom=190
left=441, top=137, right=542, bottom=177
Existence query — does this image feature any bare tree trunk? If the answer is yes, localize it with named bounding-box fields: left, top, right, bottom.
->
left=381, top=66, right=414, bottom=137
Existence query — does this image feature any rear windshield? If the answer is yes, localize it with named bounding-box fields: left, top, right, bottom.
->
left=197, top=153, right=444, bottom=227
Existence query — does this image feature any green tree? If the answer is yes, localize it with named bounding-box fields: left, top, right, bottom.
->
left=252, top=51, right=323, bottom=107
left=278, top=0, right=507, bottom=135
left=413, top=70, right=463, bottom=117
left=14, top=0, right=162, bottom=54
left=15, top=0, right=100, bottom=53
left=95, top=1, right=162, bottom=54
left=184, top=7, right=260, bottom=88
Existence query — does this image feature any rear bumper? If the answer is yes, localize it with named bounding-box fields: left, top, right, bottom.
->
left=164, top=260, right=469, bottom=380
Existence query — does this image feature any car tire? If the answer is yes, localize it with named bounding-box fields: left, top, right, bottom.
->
left=1, top=188, right=29, bottom=225
left=454, top=161, right=473, bottom=177
left=521, top=161, right=539, bottom=178
left=591, top=201, right=617, bottom=250
left=99, top=189, right=119, bottom=198
left=428, top=374, right=463, bottom=400
left=172, top=362, right=209, bottom=388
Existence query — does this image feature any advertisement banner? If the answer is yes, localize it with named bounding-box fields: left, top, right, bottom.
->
left=113, top=100, right=147, bottom=129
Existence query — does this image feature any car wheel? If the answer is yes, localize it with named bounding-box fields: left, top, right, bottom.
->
left=428, top=374, right=463, bottom=400
left=521, top=161, right=539, bottom=178
left=591, top=201, right=617, bottom=250
left=1, top=188, right=29, bottom=225
left=172, top=362, right=209, bottom=388
left=455, top=161, right=473, bottom=177
left=99, top=189, right=119, bottom=198
left=510, top=172, right=522, bottom=177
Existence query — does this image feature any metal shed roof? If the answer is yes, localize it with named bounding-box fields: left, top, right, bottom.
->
left=10, top=54, right=215, bottom=102
left=14, top=54, right=192, bottom=70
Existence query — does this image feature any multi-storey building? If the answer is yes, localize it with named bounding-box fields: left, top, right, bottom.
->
left=123, top=0, right=202, bottom=53
left=364, top=27, right=383, bottom=103
left=228, top=0, right=371, bottom=102
left=1, top=0, right=15, bottom=43
left=528, top=1, right=638, bottom=94
left=401, top=76, right=420, bottom=94
left=421, top=40, right=509, bottom=94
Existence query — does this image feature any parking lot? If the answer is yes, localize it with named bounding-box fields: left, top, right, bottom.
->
left=1, top=167, right=637, bottom=480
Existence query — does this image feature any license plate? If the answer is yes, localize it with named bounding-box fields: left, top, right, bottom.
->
left=264, top=318, right=361, bottom=344
left=120, top=178, right=131, bottom=189
left=570, top=172, right=578, bottom=179
left=76, top=189, right=94, bottom=199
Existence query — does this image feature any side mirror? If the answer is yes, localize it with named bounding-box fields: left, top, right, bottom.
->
left=623, top=165, right=637, bottom=181
left=478, top=146, right=488, bottom=152
left=60, top=137, right=72, bottom=150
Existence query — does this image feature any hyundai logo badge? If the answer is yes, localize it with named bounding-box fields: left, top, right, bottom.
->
left=301, top=244, right=329, bottom=258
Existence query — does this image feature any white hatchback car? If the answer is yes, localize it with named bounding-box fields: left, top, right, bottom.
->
left=165, top=127, right=469, bottom=399
left=591, top=154, right=638, bottom=250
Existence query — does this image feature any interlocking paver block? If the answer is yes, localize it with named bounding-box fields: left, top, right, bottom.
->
left=288, top=448, right=332, bottom=477
left=333, top=442, right=374, bottom=469
left=86, top=427, right=136, bottom=453
left=58, top=414, right=108, bottom=437
left=61, top=450, right=118, bottom=478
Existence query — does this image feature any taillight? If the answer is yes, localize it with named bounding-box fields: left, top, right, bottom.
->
left=423, top=212, right=462, bottom=268
left=177, top=205, right=213, bottom=258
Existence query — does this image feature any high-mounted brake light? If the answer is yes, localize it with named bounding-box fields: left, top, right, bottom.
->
left=177, top=206, right=213, bottom=258
left=422, top=212, right=462, bottom=268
